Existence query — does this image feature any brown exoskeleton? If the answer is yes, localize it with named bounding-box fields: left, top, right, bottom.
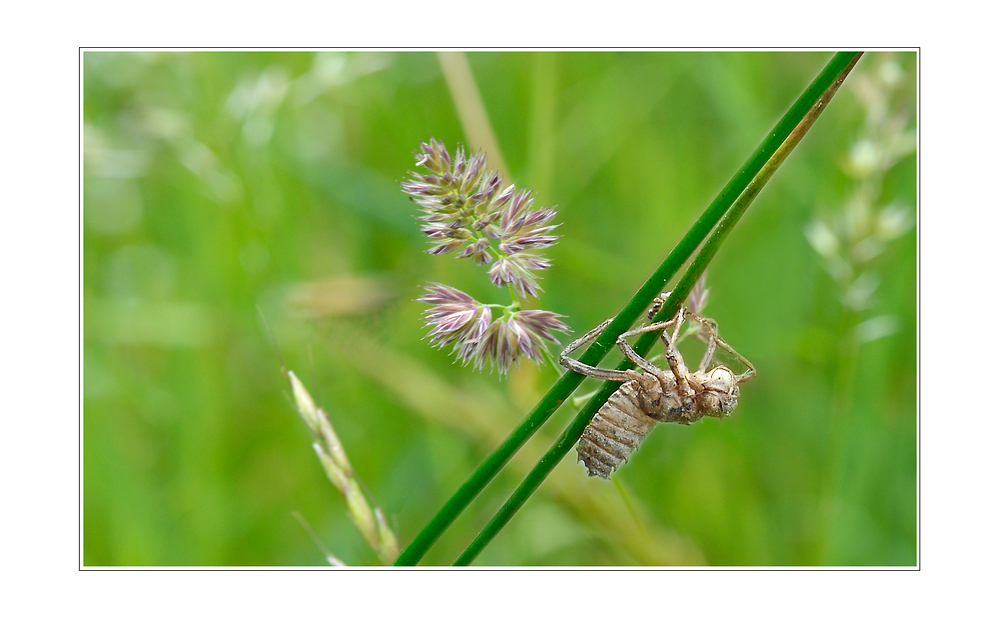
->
left=560, top=306, right=755, bottom=479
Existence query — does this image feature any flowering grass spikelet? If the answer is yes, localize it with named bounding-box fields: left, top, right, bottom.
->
left=498, top=189, right=560, bottom=255
left=417, top=283, right=492, bottom=365
left=403, top=137, right=569, bottom=373
left=488, top=253, right=550, bottom=299
left=472, top=311, right=569, bottom=375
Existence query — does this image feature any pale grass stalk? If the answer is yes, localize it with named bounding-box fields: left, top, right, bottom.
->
left=437, top=51, right=509, bottom=179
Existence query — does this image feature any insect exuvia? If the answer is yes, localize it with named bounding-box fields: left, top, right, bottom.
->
left=560, top=305, right=755, bottom=479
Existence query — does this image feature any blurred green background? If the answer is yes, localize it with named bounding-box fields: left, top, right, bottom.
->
left=83, top=51, right=916, bottom=566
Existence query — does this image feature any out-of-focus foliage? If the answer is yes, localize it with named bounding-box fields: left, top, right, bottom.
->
left=83, top=51, right=916, bottom=566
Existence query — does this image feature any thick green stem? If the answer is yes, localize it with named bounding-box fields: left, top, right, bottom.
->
left=395, top=51, right=862, bottom=567
left=453, top=52, right=862, bottom=566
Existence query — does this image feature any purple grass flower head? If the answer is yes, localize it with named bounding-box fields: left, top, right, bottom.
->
left=417, top=284, right=492, bottom=363
left=413, top=137, right=452, bottom=175
left=686, top=275, right=711, bottom=315
left=498, top=190, right=560, bottom=255
left=488, top=253, right=551, bottom=298
left=401, top=138, right=559, bottom=283
left=405, top=138, right=569, bottom=374
left=512, top=310, right=572, bottom=346
left=457, top=237, right=493, bottom=265
left=473, top=311, right=570, bottom=375
left=416, top=283, right=570, bottom=374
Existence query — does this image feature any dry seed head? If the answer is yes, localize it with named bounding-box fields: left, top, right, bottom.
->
left=374, top=507, right=401, bottom=564
left=289, top=371, right=321, bottom=435
left=292, top=370, right=399, bottom=563
left=313, top=442, right=349, bottom=492
left=344, top=477, right=380, bottom=551
left=316, top=408, right=352, bottom=472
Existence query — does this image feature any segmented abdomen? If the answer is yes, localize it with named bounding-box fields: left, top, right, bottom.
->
left=577, top=380, right=659, bottom=479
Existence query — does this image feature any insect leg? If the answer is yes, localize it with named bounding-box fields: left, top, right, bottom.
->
left=647, top=292, right=671, bottom=321
left=686, top=312, right=756, bottom=383
left=560, top=318, right=632, bottom=382
left=616, top=317, right=683, bottom=375
left=661, top=308, right=696, bottom=397
left=685, top=312, right=720, bottom=372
